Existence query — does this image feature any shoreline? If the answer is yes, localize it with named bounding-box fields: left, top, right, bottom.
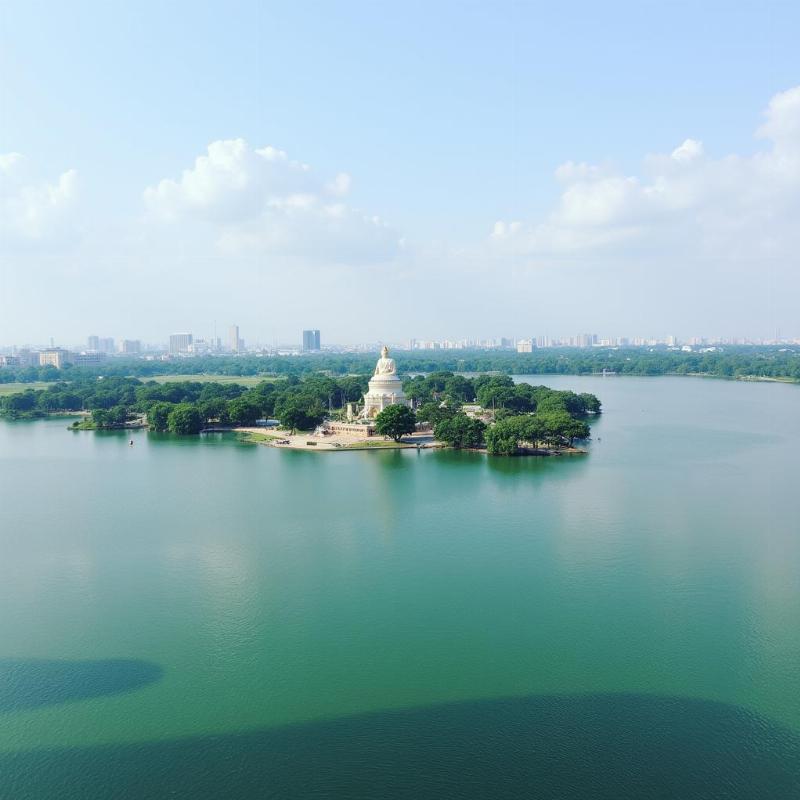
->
left=232, top=427, right=586, bottom=456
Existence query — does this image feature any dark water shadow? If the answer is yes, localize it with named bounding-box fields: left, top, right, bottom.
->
left=1, top=692, right=798, bottom=799
left=0, top=658, right=163, bottom=713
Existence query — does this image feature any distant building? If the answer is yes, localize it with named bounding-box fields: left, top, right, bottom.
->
left=39, top=348, right=73, bottom=369
left=14, top=349, right=40, bottom=367
left=516, top=339, right=534, bottom=353
left=229, top=325, right=240, bottom=353
left=169, top=333, right=193, bottom=355
left=302, top=329, right=321, bottom=352
left=74, top=352, right=107, bottom=366
left=87, top=335, right=115, bottom=353
left=0, top=355, right=21, bottom=368
left=121, top=339, right=141, bottom=354
left=189, top=339, right=211, bottom=355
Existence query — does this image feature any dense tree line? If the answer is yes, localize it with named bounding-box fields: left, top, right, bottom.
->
left=0, top=375, right=369, bottom=434
left=408, top=373, right=599, bottom=454
left=2, top=346, right=799, bottom=386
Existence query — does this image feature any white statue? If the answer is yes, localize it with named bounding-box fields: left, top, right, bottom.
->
left=374, top=345, right=397, bottom=376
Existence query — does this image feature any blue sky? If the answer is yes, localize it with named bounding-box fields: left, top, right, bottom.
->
left=1, top=0, right=799, bottom=345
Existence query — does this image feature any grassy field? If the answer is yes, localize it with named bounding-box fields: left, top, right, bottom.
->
left=147, top=374, right=281, bottom=386
left=344, top=439, right=413, bottom=449
left=0, top=382, right=51, bottom=396
left=236, top=431, right=280, bottom=443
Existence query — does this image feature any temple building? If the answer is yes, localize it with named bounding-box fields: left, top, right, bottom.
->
left=361, top=346, right=409, bottom=418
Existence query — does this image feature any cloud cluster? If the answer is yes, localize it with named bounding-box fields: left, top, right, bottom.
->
left=143, top=139, right=398, bottom=264
left=0, top=153, right=77, bottom=244
left=490, top=86, right=800, bottom=264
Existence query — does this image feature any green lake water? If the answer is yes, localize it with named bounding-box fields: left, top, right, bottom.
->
left=1, top=375, right=799, bottom=798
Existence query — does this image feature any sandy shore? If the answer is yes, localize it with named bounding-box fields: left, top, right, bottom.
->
left=234, top=427, right=439, bottom=451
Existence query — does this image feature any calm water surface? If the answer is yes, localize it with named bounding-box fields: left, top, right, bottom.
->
left=1, top=375, right=799, bottom=798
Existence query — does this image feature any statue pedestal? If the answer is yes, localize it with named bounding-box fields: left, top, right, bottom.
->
left=362, top=374, right=408, bottom=418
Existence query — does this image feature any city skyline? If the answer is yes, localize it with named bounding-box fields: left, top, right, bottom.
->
left=3, top=325, right=798, bottom=357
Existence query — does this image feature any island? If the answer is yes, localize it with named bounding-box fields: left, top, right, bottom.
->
left=0, top=346, right=601, bottom=456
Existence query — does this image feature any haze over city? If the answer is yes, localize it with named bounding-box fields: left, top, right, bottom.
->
left=2, top=0, right=799, bottom=343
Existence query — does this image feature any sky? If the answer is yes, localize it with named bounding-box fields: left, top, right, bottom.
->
left=1, top=0, right=799, bottom=346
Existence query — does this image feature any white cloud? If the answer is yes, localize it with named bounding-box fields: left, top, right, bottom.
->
left=756, top=85, right=800, bottom=155
left=490, top=86, right=800, bottom=264
left=144, top=139, right=399, bottom=264
left=670, top=138, right=704, bottom=162
left=0, top=153, right=78, bottom=243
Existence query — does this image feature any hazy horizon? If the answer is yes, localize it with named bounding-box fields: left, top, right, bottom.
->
left=2, top=1, right=799, bottom=344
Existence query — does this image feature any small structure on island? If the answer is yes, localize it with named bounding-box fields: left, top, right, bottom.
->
left=361, top=345, right=410, bottom=419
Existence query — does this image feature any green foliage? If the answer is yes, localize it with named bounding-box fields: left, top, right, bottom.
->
left=227, top=396, right=262, bottom=426
left=485, top=419, right=522, bottom=455
left=278, top=401, right=325, bottom=433
left=167, top=403, right=203, bottom=435
left=374, top=405, right=417, bottom=441
left=91, top=405, right=132, bottom=428
left=434, top=413, right=486, bottom=449
left=198, top=397, right=231, bottom=425
left=415, top=402, right=457, bottom=426
left=485, top=408, right=591, bottom=455
left=147, top=402, right=173, bottom=432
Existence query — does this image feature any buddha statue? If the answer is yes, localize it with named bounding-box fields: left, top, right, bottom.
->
left=361, top=344, right=408, bottom=418
left=374, top=345, right=397, bottom=376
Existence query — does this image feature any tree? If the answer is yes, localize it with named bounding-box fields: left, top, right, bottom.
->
left=434, top=413, right=486, bottom=449
left=579, top=392, right=602, bottom=414
left=228, top=396, right=262, bottom=426
left=443, top=374, right=475, bottom=404
left=415, top=401, right=456, bottom=427
left=537, top=410, right=589, bottom=448
left=91, top=405, right=130, bottom=428
left=3, top=390, right=37, bottom=412
left=199, top=397, right=230, bottom=425
left=147, top=402, right=173, bottom=432
left=167, top=403, right=203, bottom=435
left=374, top=405, right=417, bottom=441
left=278, top=400, right=325, bottom=433
left=485, top=418, right=521, bottom=455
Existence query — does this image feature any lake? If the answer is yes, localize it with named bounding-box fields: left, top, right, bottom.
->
left=1, top=375, right=799, bottom=798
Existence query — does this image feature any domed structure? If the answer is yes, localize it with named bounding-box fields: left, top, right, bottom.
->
left=361, top=346, right=409, bottom=418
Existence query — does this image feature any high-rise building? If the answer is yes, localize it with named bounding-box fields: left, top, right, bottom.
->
left=99, top=337, right=115, bottom=353
left=121, top=339, right=141, bottom=354
left=228, top=325, right=240, bottom=353
left=87, top=335, right=100, bottom=351
left=39, top=348, right=73, bottom=369
left=516, top=339, right=534, bottom=353
left=169, top=333, right=193, bottom=355
left=302, top=329, right=321, bottom=352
